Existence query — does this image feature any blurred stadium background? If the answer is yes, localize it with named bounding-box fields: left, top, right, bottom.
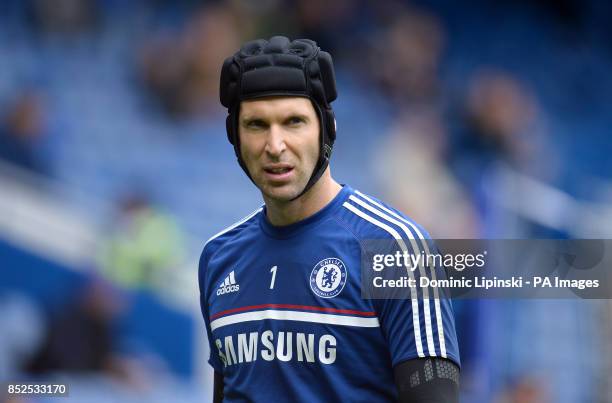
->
left=1, top=0, right=612, bottom=402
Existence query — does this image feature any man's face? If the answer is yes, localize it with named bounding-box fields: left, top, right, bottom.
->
left=238, top=97, right=320, bottom=202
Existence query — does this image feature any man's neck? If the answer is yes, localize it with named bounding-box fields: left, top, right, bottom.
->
left=264, top=173, right=342, bottom=227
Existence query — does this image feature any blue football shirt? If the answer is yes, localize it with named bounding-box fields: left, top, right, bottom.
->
left=199, top=185, right=460, bottom=402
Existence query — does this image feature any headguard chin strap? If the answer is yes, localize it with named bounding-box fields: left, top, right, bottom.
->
left=220, top=36, right=337, bottom=201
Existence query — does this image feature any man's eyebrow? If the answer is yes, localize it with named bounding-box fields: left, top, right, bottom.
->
left=240, top=115, right=267, bottom=122
left=283, top=113, right=310, bottom=120
left=240, top=113, right=310, bottom=122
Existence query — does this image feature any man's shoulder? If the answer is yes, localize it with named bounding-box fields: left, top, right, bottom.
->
left=200, top=206, right=263, bottom=264
left=337, top=187, right=431, bottom=242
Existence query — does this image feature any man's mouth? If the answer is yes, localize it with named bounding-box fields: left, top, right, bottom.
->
left=265, top=167, right=292, bottom=174
left=263, top=164, right=294, bottom=181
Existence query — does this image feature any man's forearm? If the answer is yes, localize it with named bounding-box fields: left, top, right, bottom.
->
left=394, top=358, right=460, bottom=403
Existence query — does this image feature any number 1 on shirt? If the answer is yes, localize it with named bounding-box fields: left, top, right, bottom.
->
left=269, top=265, right=278, bottom=289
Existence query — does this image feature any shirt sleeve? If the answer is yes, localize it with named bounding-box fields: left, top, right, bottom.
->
left=199, top=246, right=224, bottom=373
left=372, top=229, right=461, bottom=369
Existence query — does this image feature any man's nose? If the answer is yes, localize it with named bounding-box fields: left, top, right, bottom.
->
left=264, top=124, right=286, bottom=157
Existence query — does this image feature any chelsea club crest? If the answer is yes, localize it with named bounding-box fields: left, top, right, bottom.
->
left=310, top=258, right=348, bottom=298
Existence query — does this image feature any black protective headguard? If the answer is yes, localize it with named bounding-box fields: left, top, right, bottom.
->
left=220, top=36, right=337, bottom=200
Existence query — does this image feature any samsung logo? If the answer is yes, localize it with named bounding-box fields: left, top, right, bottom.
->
left=215, top=330, right=337, bottom=366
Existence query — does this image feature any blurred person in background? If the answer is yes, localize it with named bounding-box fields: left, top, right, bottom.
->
left=22, top=276, right=161, bottom=391
left=450, top=70, right=548, bottom=194
left=25, top=277, right=131, bottom=378
left=138, top=4, right=244, bottom=120
left=293, top=0, right=361, bottom=59
left=449, top=69, right=556, bottom=238
left=0, top=91, right=51, bottom=176
left=366, top=4, right=445, bottom=110
left=21, top=275, right=162, bottom=392
left=372, top=6, right=479, bottom=238
left=97, top=192, right=186, bottom=292
left=27, top=0, right=99, bottom=36
left=375, top=111, right=480, bottom=238
left=200, top=35, right=460, bottom=403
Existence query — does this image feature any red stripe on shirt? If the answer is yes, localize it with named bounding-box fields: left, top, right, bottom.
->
left=211, top=304, right=376, bottom=320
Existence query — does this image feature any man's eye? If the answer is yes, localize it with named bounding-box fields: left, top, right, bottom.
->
left=287, top=117, right=304, bottom=125
left=246, top=120, right=266, bottom=129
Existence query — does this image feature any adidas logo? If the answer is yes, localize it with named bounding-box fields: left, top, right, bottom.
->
left=217, top=270, right=240, bottom=296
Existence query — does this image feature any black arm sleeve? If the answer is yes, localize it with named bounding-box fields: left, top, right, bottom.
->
left=393, top=357, right=460, bottom=403
left=213, top=371, right=224, bottom=403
